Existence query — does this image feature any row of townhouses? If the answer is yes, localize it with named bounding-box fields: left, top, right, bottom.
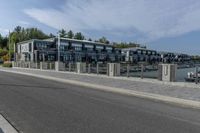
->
left=15, top=37, right=191, bottom=64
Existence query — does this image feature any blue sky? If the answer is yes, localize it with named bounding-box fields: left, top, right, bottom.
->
left=0, top=0, right=200, bottom=55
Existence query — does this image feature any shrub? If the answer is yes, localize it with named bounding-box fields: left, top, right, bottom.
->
left=2, top=62, right=12, bottom=67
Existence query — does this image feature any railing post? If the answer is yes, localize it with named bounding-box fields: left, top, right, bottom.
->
left=97, top=63, right=99, bottom=75
left=88, top=64, right=91, bottom=74
left=106, top=63, right=109, bottom=76
left=40, top=62, right=43, bottom=70
left=195, top=66, right=198, bottom=84
left=36, top=62, right=38, bottom=69
left=29, top=62, right=31, bottom=68
left=50, top=63, right=52, bottom=70
left=127, top=63, right=130, bottom=77
left=141, top=64, right=144, bottom=79
left=69, top=63, right=71, bottom=72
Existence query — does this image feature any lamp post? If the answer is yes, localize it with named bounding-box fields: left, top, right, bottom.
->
left=58, top=34, right=60, bottom=62
left=57, top=34, right=61, bottom=71
left=8, top=31, right=11, bottom=62
left=14, top=43, right=16, bottom=62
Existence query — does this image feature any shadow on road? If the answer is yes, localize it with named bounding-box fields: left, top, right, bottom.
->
left=0, top=128, right=4, bottom=133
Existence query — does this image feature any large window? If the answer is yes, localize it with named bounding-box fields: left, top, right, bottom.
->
left=85, top=44, right=94, bottom=51
left=72, top=43, right=82, bottom=51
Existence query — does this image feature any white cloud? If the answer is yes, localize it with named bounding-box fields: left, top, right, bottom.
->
left=24, top=0, right=200, bottom=41
left=18, top=21, right=30, bottom=26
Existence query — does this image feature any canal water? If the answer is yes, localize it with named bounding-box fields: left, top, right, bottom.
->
left=128, top=67, right=197, bottom=82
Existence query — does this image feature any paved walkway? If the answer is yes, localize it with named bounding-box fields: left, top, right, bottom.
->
left=1, top=67, right=200, bottom=102
left=0, top=114, right=18, bottom=133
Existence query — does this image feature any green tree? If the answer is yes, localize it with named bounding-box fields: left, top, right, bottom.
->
left=99, top=36, right=109, bottom=44
left=7, top=26, right=49, bottom=58
left=58, top=29, right=67, bottom=38
left=49, top=33, right=55, bottom=38
left=74, top=32, right=85, bottom=40
left=0, top=34, right=8, bottom=49
left=67, top=30, right=74, bottom=39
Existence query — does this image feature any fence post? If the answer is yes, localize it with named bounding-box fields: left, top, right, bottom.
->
left=29, top=62, right=31, bottom=68
left=195, top=66, right=198, bottom=84
left=141, top=64, right=144, bottom=79
left=40, top=62, right=43, bottom=70
left=106, top=63, right=109, bottom=76
left=69, top=63, right=71, bottom=72
left=127, top=63, right=130, bottom=77
left=97, top=63, right=99, bottom=75
left=50, top=63, right=52, bottom=70
left=88, top=64, right=91, bottom=74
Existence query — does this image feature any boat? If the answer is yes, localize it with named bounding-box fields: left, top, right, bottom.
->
left=185, top=71, right=200, bottom=82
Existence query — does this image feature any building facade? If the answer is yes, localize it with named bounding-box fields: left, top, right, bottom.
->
left=16, top=38, right=122, bottom=63
left=159, top=52, right=191, bottom=63
left=121, top=47, right=161, bottom=63
left=15, top=38, right=191, bottom=64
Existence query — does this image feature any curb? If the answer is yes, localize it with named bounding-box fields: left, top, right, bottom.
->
left=0, top=114, right=18, bottom=133
left=1, top=69, right=200, bottom=109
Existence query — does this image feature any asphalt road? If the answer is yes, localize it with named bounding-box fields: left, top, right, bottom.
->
left=0, top=71, right=200, bottom=133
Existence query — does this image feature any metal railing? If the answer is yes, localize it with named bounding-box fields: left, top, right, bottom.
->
left=12, top=61, right=200, bottom=84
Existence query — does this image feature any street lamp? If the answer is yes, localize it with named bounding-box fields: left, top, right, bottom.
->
left=8, top=31, right=11, bottom=62
left=57, top=33, right=61, bottom=71
left=58, top=34, right=61, bottom=63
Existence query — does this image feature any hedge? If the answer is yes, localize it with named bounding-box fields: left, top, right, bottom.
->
left=2, top=63, right=12, bottom=67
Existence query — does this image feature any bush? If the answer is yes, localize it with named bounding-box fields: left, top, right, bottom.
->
left=2, top=62, right=12, bottom=67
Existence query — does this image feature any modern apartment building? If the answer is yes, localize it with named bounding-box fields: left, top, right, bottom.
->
left=15, top=37, right=191, bottom=64
left=121, top=47, right=161, bottom=63
left=15, top=37, right=122, bottom=63
left=159, top=52, right=191, bottom=63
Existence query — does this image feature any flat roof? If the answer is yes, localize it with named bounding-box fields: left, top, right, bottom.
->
left=17, top=39, right=52, bottom=45
left=46, top=37, right=113, bottom=46
left=121, top=47, right=156, bottom=52
left=18, top=37, right=114, bottom=47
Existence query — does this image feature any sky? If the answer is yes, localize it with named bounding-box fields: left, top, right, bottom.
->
left=0, top=0, right=200, bottom=55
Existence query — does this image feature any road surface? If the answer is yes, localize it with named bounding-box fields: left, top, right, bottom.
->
left=0, top=71, right=200, bottom=133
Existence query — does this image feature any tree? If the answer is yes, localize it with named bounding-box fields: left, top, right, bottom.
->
left=7, top=26, right=49, bottom=59
left=67, top=30, right=74, bottom=39
left=88, top=38, right=92, bottom=41
left=0, top=34, right=8, bottom=49
left=49, top=33, right=55, bottom=38
left=99, top=36, right=109, bottom=44
left=74, top=32, right=85, bottom=40
left=58, top=29, right=67, bottom=38
left=14, top=26, right=22, bottom=33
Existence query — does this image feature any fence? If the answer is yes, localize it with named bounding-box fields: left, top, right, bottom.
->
left=12, top=61, right=200, bottom=83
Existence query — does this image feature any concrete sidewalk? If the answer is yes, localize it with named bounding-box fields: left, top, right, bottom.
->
left=0, top=114, right=18, bottom=133
left=1, top=67, right=200, bottom=109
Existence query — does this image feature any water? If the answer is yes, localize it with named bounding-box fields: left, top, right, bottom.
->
left=126, top=67, right=197, bottom=82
